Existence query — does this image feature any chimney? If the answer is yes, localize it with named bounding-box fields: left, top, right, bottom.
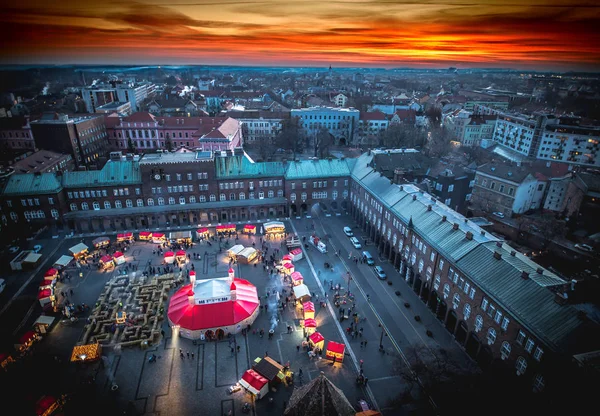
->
left=554, top=292, right=568, bottom=305
left=427, top=205, right=432, bottom=211
left=452, top=223, right=459, bottom=230
left=399, top=185, right=403, bottom=191
left=493, top=251, right=502, bottom=260
left=496, top=242, right=502, bottom=248
left=480, top=230, right=485, bottom=236
left=441, top=215, right=447, bottom=222
left=521, top=271, right=529, bottom=279
left=510, top=250, right=516, bottom=256
left=465, top=231, right=473, bottom=240
left=412, top=195, right=417, bottom=201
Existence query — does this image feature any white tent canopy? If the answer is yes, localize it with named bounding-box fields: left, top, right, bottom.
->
left=54, top=255, right=73, bottom=268
left=238, top=247, right=257, bottom=259
left=228, top=245, right=245, bottom=256
left=293, top=284, right=311, bottom=301
left=69, top=243, right=88, bottom=256
left=264, top=221, right=285, bottom=232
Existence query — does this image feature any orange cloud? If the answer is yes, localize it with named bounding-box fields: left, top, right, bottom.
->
left=0, top=0, right=599, bottom=70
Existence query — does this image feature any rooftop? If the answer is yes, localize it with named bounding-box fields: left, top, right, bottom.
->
left=2, top=172, right=62, bottom=196
left=138, top=151, right=213, bottom=165
left=62, top=160, right=141, bottom=188
left=215, top=154, right=285, bottom=179
left=285, top=159, right=351, bottom=179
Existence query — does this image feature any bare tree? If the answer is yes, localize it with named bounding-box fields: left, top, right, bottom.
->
left=424, top=127, right=452, bottom=158
left=378, top=124, right=426, bottom=149
left=274, top=116, right=304, bottom=160
left=314, top=126, right=333, bottom=158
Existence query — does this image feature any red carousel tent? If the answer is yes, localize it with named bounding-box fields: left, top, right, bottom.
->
left=240, top=369, right=269, bottom=397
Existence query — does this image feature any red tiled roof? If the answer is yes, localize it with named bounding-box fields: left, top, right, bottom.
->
left=360, top=111, right=387, bottom=121
left=394, top=109, right=416, bottom=120
left=123, top=112, right=157, bottom=123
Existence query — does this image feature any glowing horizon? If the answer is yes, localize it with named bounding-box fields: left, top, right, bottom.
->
left=1, top=0, right=600, bottom=71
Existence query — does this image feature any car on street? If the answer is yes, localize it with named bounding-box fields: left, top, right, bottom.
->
left=373, top=266, right=387, bottom=280
left=492, top=212, right=505, bottom=219
left=343, top=226, right=353, bottom=237
left=349, top=237, right=362, bottom=249
left=575, top=244, right=594, bottom=253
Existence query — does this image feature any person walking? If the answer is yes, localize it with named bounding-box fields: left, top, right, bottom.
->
left=237, top=345, right=241, bottom=353
left=364, top=377, right=369, bottom=386
left=187, top=351, right=190, bottom=359
left=191, top=352, right=194, bottom=359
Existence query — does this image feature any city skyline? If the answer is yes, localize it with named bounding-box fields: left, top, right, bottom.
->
left=1, top=0, right=600, bottom=71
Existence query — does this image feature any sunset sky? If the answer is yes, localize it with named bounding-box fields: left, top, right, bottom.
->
left=1, top=0, right=599, bottom=70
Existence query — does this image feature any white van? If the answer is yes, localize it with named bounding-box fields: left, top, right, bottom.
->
left=343, top=226, right=353, bottom=237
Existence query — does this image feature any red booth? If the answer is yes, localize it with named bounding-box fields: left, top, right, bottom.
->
left=243, top=224, right=256, bottom=234
left=139, top=231, right=152, bottom=241
left=325, top=341, right=345, bottom=363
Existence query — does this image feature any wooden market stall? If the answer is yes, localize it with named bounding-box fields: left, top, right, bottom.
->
left=44, top=268, right=58, bottom=280
left=252, top=356, right=286, bottom=385
left=68, top=243, right=89, bottom=259
left=39, top=278, right=54, bottom=291
left=293, top=284, right=311, bottom=303
left=303, top=301, right=315, bottom=320
left=227, top=244, right=245, bottom=258
left=53, top=255, right=73, bottom=270
left=139, top=231, right=152, bottom=241
left=237, top=247, right=258, bottom=264
left=70, top=343, right=102, bottom=363
left=243, top=224, right=256, bottom=234
left=170, top=230, right=192, bottom=244
left=117, top=232, right=134, bottom=243
left=151, top=233, right=166, bottom=244
left=281, top=254, right=293, bottom=264
left=92, top=236, right=110, bottom=249
left=15, top=330, right=39, bottom=354
left=0, top=353, right=15, bottom=371
left=113, top=251, right=125, bottom=265
left=34, top=315, right=55, bottom=334
left=325, top=341, right=345, bottom=363
left=99, top=255, right=114, bottom=269
left=291, top=271, right=304, bottom=287
left=164, top=251, right=175, bottom=264
left=175, top=250, right=187, bottom=263
left=289, top=248, right=303, bottom=261
left=38, top=289, right=55, bottom=311
left=239, top=369, right=269, bottom=399
left=308, top=332, right=325, bottom=350
left=216, top=224, right=236, bottom=234
left=282, top=262, right=295, bottom=275
left=302, top=318, right=317, bottom=335
left=264, top=221, right=285, bottom=238
left=196, top=228, right=210, bottom=240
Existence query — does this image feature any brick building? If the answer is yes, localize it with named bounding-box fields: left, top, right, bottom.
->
left=0, top=116, right=34, bottom=151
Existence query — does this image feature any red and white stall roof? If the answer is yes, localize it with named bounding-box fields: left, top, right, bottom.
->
left=38, top=289, right=52, bottom=300
left=290, top=248, right=302, bottom=256
left=114, top=251, right=124, bottom=259
left=309, top=332, right=325, bottom=344
left=283, top=262, right=294, bottom=270
left=176, top=250, right=186, bottom=257
left=291, top=272, right=303, bottom=282
left=164, top=251, right=175, bottom=258
left=304, top=318, right=317, bottom=328
left=168, top=277, right=259, bottom=332
left=197, top=228, right=209, bottom=235
left=139, top=231, right=152, bottom=238
left=100, top=255, right=113, bottom=263
left=216, top=224, right=236, bottom=232
left=44, top=268, right=58, bottom=278
left=303, top=302, right=315, bottom=313
left=243, top=224, right=256, bottom=231
left=240, top=369, right=268, bottom=395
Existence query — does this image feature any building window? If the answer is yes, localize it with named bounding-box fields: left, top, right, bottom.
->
left=439, top=259, right=444, bottom=270
left=452, top=293, right=460, bottom=309
left=516, top=357, right=527, bottom=375
left=516, top=330, right=526, bottom=345
left=102, top=201, right=110, bottom=209
left=501, top=317, right=510, bottom=331
left=487, top=327, right=497, bottom=344
left=199, top=195, right=206, bottom=202
left=158, top=197, right=164, bottom=206
left=481, top=298, right=489, bottom=312
left=51, top=209, right=59, bottom=219
left=469, top=287, right=475, bottom=299
left=501, top=341, right=511, bottom=360
left=210, top=194, right=216, bottom=202
left=533, top=374, right=545, bottom=393
left=268, top=190, right=274, bottom=198
left=494, top=310, right=503, bottom=324
left=426, top=266, right=432, bottom=281
left=239, top=192, right=245, bottom=200
left=434, top=275, right=441, bottom=290
left=525, top=339, right=535, bottom=353
left=258, top=192, right=265, bottom=199
left=179, top=197, right=186, bottom=204
left=230, top=193, right=236, bottom=200
left=70, top=203, right=78, bottom=211
left=81, top=202, right=89, bottom=210
left=220, top=194, right=226, bottom=201
left=443, top=283, right=450, bottom=299
left=533, top=347, right=544, bottom=362
left=114, top=200, right=121, bottom=208
left=147, top=198, right=155, bottom=206
left=475, top=315, right=483, bottom=332
left=168, top=197, right=175, bottom=205
left=463, top=303, right=471, bottom=320
left=126, top=199, right=133, bottom=208
left=277, top=189, right=283, bottom=197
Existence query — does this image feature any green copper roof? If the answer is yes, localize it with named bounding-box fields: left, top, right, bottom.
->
left=285, top=159, right=351, bottom=179
left=62, top=160, right=141, bottom=188
left=2, top=173, right=62, bottom=196
left=215, top=155, right=285, bottom=179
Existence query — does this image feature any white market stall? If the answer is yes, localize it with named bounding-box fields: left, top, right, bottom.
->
left=289, top=248, right=303, bottom=261
left=227, top=245, right=245, bottom=258
left=264, top=221, right=286, bottom=239
left=69, top=243, right=89, bottom=259
left=53, top=255, right=73, bottom=270
left=239, top=369, right=269, bottom=399
left=113, top=251, right=125, bottom=265
left=164, top=251, right=175, bottom=264
left=152, top=233, right=167, bottom=244
left=293, top=284, right=311, bottom=303
left=237, top=247, right=258, bottom=264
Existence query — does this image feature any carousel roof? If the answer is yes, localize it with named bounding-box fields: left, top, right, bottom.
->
left=168, top=277, right=259, bottom=331
left=283, top=372, right=355, bottom=416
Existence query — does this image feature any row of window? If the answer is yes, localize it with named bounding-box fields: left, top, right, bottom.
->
left=290, top=179, right=348, bottom=190
left=7, top=210, right=59, bottom=221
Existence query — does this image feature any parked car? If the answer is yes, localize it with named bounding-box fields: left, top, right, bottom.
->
left=575, top=244, right=594, bottom=253
left=492, top=212, right=505, bottom=219
left=373, top=266, right=387, bottom=280
left=350, top=237, right=362, bottom=249
left=362, top=251, right=375, bottom=265
left=343, top=226, right=353, bottom=237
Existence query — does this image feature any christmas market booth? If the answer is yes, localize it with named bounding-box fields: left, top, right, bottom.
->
left=293, top=284, right=311, bottom=303
left=237, top=247, right=258, bottom=264
left=252, top=356, right=286, bottom=385
left=239, top=369, right=269, bottom=399
left=308, top=332, right=325, bottom=350
left=99, top=255, right=114, bottom=269
left=291, top=271, right=304, bottom=287
left=302, top=318, right=317, bottom=335
left=15, top=330, right=39, bottom=354
left=216, top=223, right=236, bottom=234
left=264, top=221, right=285, bottom=238
left=281, top=254, right=293, bottom=264
left=227, top=244, right=245, bottom=259
left=35, top=395, right=65, bottom=416
left=196, top=227, right=210, bottom=240
left=243, top=224, right=256, bottom=234
left=44, top=268, right=58, bottom=281
left=34, top=315, right=55, bottom=334
left=325, top=341, right=345, bottom=363
left=117, top=232, right=134, bottom=243
left=302, top=301, right=315, bottom=320
left=139, top=231, right=152, bottom=241
left=68, top=243, right=89, bottom=260
left=70, top=342, right=102, bottom=363
left=170, top=230, right=192, bottom=244
left=289, top=248, right=303, bottom=261
left=164, top=251, right=175, bottom=264
left=39, top=275, right=56, bottom=291
left=0, top=352, right=15, bottom=371
left=152, top=233, right=166, bottom=244
left=175, top=250, right=187, bottom=263
left=113, top=251, right=125, bottom=265
left=92, top=236, right=110, bottom=249
left=282, top=262, right=295, bottom=275
left=38, top=289, right=55, bottom=311
left=53, top=255, right=73, bottom=270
